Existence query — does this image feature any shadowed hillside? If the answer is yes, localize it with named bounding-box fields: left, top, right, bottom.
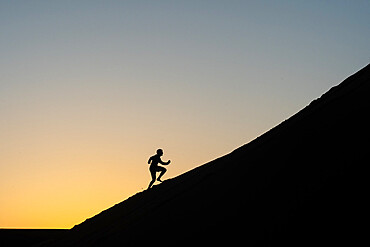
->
left=0, top=229, right=67, bottom=247
left=44, top=64, right=369, bottom=246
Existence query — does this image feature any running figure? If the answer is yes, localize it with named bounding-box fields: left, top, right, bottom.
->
left=147, top=149, right=171, bottom=189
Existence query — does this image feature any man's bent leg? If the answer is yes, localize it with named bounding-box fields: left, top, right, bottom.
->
left=157, top=167, right=167, bottom=182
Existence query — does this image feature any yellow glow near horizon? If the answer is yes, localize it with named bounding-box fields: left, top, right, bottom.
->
left=1, top=106, right=244, bottom=229
left=0, top=155, right=144, bottom=229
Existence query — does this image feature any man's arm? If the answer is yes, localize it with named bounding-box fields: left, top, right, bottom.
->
left=159, top=158, right=171, bottom=165
left=148, top=156, right=152, bottom=164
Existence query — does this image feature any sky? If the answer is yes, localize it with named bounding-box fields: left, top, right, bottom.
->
left=1, top=0, right=369, bottom=229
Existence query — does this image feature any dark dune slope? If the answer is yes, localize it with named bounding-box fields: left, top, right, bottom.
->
left=48, top=64, right=370, bottom=246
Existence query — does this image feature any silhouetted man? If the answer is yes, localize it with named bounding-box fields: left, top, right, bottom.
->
left=147, top=149, right=171, bottom=189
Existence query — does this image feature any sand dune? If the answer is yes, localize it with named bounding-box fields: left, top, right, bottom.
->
left=39, top=64, right=369, bottom=246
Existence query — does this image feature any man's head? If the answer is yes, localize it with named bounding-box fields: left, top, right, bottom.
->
left=156, top=149, right=163, bottom=156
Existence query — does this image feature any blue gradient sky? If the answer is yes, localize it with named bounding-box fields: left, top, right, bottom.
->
left=1, top=1, right=369, bottom=228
